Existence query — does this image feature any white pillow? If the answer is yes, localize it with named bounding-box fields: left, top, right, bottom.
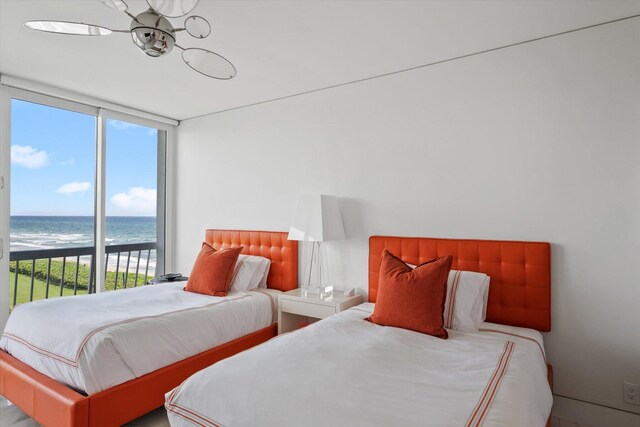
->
left=406, top=263, right=490, bottom=332
left=443, top=270, right=490, bottom=332
left=257, top=259, right=270, bottom=288
left=230, top=255, right=271, bottom=292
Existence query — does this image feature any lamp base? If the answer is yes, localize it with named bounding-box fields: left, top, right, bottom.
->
left=302, top=285, right=334, bottom=297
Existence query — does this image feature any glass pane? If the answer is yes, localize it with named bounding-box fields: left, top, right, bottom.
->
left=184, top=16, right=211, bottom=39
left=147, top=0, right=198, bottom=17
left=97, top=0, right=128, bottom=12
left=9, top=99, right=96, bottom=309
left=182, top=48, right=237, bottom=79
left=105, top=119, right=164, bottom=290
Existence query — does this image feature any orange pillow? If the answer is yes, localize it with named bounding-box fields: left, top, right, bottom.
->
left=367, top=250, right=452, bottom=338
left=185, top=243, right=243, bottom=297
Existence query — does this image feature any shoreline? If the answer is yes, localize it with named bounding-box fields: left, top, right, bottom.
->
left=10, top=256, right=156, bottom=276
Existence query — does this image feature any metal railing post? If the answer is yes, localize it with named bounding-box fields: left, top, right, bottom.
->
left=9, top=242, right=156, bottom=306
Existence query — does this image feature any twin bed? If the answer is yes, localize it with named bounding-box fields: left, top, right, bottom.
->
left=166, top=235, right=553, bottom=427
left=0, top=230, right=298, bottom=427
left=0, top=231, right=553, bottom=426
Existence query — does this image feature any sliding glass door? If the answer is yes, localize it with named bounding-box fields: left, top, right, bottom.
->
left=104, top=117, right=166, bottom=290
left=0, top=88, right=171, bottom=326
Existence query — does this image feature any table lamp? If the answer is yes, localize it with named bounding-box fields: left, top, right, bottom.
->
left=288, top=194, right=346, bottom=293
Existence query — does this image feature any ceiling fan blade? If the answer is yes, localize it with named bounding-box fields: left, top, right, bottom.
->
left=97, top=0, right=128, bottom=12
left=147, top=0, right=199, bottom=18
left=182, top=48, right=236, bottom=80
left=184, top=16, right=210, bottom=39
left=24, top=21, right=112, bottom=36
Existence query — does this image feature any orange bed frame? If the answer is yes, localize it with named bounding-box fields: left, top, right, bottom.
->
left=369, top=236, right=553, bottom=426
left=0, top=229, right=297, bottom=427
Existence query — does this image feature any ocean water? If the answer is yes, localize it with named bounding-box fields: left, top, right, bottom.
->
left=10, top=216, right=157, bottom=273
left=10, top=216, right=156, bottom=250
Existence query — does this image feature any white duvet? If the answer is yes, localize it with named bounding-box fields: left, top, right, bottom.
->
left=166, top=303, right=552, bottom=427
left=0, top=284, right=278, bottom=394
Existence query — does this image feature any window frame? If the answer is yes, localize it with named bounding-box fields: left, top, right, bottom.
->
left=0, top=86, right=175, bottom=328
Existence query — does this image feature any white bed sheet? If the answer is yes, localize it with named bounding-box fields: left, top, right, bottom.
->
left=166, top=302, right=552, bottom=427
left=0, top=284, right=279, bottom=394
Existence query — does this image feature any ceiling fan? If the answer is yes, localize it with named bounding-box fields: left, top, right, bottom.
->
left=24, top=0, right=236, bottom=80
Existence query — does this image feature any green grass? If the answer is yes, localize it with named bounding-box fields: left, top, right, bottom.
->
left=9, top=260, right=153, bottom=309
left=9, top=271, right=84, bottom=308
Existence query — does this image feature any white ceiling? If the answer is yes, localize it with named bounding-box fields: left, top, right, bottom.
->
left=1, top=0, right=639, bottom=121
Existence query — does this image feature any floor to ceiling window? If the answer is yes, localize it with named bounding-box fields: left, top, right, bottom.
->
left=104, top=117, right=166, bottom=291
left=9, top=99, right=96, bottom=307
left=0, top=88, right=171, bottom=324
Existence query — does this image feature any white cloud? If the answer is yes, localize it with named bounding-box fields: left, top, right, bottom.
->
left=110, top=187, right=156, bottom=216
left=11, top=145, right=49, bottom=168
left=56, top=181, right=91, bottom=194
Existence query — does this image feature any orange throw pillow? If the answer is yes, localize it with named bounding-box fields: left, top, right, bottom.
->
left=185, top=243, right=243, bottom=297
left=367, top=250, right=452, bottom=338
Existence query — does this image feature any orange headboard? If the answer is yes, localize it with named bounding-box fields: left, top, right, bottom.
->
left=369, top=236, right=551, bottom=332
left=205, top=229, right=298, bottom=292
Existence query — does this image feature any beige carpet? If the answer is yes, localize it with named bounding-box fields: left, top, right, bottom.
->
left=0, top=396, right=170, bottom=427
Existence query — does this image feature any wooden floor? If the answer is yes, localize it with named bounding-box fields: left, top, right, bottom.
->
left=0, top=396, right=170, bottom=427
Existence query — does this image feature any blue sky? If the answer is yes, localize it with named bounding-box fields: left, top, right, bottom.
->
left=10, top=99, right=157, bottom=216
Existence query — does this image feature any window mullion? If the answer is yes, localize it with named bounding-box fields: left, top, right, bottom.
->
left=94, top=111, right=107, bottom=292
left=0, top=85, right=12, bottom=329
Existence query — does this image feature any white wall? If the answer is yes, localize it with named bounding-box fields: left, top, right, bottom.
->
left=175, top=18, right=640, bottom=425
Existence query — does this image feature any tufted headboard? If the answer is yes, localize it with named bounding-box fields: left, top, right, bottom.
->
left=205, top=229, right=298, bottom=292
left=369, top=236, right=551, bottom=332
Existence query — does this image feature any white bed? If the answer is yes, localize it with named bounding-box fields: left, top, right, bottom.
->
left=0, top=283, right=279, bottom=394
left=166, top=302, right=552, bottom=427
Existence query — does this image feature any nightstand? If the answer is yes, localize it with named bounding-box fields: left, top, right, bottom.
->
left=278, top=289, right=364, bottom=334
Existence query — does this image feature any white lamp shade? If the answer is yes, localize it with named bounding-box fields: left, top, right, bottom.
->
left=288, top=195, right=346, bottom=242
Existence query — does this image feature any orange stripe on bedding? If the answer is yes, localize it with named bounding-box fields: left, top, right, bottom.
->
left=476, top=342, right=515, bottom=425
left=250, top=289, right=277, bottom=324
left=167, top=403, right=220, bottom=427
left=478, top=328, right=546, bottom=363
left=166, top=405, right=218, bottom=427
left=167, top=387, right=179, bottom=404
left=1, top=333, right=77, bottom=366
left=73, top=294, right=252, bottom=363
left=466, top=342, right=510, bottom=427
left=2, top=294, right=252, bottom=368
left=166, top=406, right=205, bottom=427
left=465, top=340, right=515, bottom=427
left=167, top=384, right=221, bottom=427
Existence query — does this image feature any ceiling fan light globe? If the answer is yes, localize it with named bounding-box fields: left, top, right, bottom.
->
left=129, top=9, right=176, bottom=57
left=130, top=27, right=175, bottom=57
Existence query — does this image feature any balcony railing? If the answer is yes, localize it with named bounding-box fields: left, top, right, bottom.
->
left=9, top=242, right=157, bottom=308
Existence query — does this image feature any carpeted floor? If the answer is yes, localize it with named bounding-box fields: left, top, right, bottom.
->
left=0, top=396, right=170, bottom=427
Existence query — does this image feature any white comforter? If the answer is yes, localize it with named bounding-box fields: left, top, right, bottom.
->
left=0, top=284, right=278, bottom=394
left=166, top=303, right=552, bottom=427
